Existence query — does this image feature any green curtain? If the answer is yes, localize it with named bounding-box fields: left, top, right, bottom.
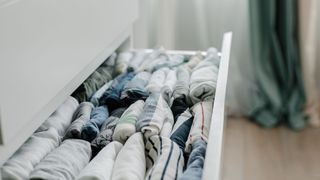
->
left=249, top=0, right=306, bottom=130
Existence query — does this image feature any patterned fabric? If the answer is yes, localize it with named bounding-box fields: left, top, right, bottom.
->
left=81, top=105, right=109, bottom=142
left=136, top=93, right=172, bottom=139
left=91, top=108, right=126, bottom=156
left=173, top=66, right=190, bottom=100
left=1, top=128, right=60, bottom=180
left=185, top=101, right=213, bottom=152
left=29, top=139, right=91, bottom=180
left=145, top=135, right=184, bottom=180
left=146, top=68, right=169, bottom=94
left=90, top=81, right=113, bottom=107
left=161, top=69, right=177, bottom=104
left=170, top=109, right=193, bottom=150
left=64, top=102, right=94, bottom=139
left=113, top=100, right=145, bottom=144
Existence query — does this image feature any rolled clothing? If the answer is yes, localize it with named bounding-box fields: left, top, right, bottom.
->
left=137, top=49, right=164, bottom=72
left=37, top=96, right=79, bottom=136
left=111, top=133, right=146, bottom=180
left=171, top=97, right=189, bottom=122
left=72, top=53, right=116, bottom=102
left=185, top=101, right=213, bottom=152
left=81, top=105, right=109, bottom=142
left=90, top=81, right=113, bottom=107
left=145, top=135, right=184, bottom=180
left=160, top=69, right=177, bottom=104
left=113, top=100, right=145, bottom=144
left=115, top=51, right=133, bottom=75
left=64, top=102, right=94, bottom=139
left=91, top=108, right=126, bottom=156
left=1, top=128, right=60, bottom=180
left=153, top=54, right=185, bottom=71
left=120, top=71, right=151, bottom=104
left=146, top=68, right=169, bottom=94
left=183, top=52, right=204, bottom=72
left=173, top=66, right=190, bottom=99
left=77, top=141, right=123, bottom=180
left=136, top=93, right=171, bottom=139
left=179, top=139, right=207, bottom=180
left=99, top=72, right=135, bottom=111
left=170, top=109, right=193, bottom=150
left=128, top=50, right=149, bottom=72
left=160, top=104, right=174, bottom=137
left=189, top=49, right=219, bottom=104
left=29, top=139, right=91, bottom=180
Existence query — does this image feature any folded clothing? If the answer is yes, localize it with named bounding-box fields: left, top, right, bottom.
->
left=99, top=72, right=136, bottom=111
left=185, top=101, right=213, bottom=152
left=77, top=141, right=123, bottom=180
left=173, top=66, right=190, bottom=99
left=160, top=104, right=174, bottom=138
left=29, top=139, right=91, bottom=180
left=90, top=81, right=113, bottom=107
left=113, top=100, right=145, bottom=144
left=170, top=109, right=193, bottom=150
left=115, top=51, right=133, bottom=75
left=37, top=96, right=79, bottom=136
left=91, top=108, right=126, bottom=156
left=137, top=49, right=163, bottom=72
left=64, top=102, right=94, bottom=139
left=111, top=132, right=146, bottom=180
left=161, top=69, right=177, bottom=104
left=128, top=50, right=149, bottom=72
left=136, top=93, right=171, bottom=139
left=72, top=53, right=116, bottom=102
left=121, top=71, right=151, bottom=104
left=153, top=54, right=185, bottom=71
left=184, top=52, right=204, bottom=72
left=1, top=128, right=60, bottom=180
left=171, top=97, right=189, bottom=122
left=189, top=49, right=219, bottom=104
left=146, top=68, right=169, bottom=94
left=145, top=135, right=184, bottom=180
left=179, top=139, right=207, bottom=180
left=81, top=105, right=109, bottom=142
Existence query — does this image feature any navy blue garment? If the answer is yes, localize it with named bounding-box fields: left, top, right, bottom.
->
left=171, top=96, right=189, bottom=122
left=179, top=139, right=207, bottom=180
left=170, top=117, right=193, bottom=150
left=99, top=72, right=135, bottom=111
left=81, top=106, right=109, bottom=142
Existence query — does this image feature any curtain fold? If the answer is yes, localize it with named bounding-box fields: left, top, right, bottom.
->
left=249, top=0, right=306, bottom=129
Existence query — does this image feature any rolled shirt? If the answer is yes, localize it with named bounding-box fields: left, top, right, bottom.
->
left=99, top=72, right=135, bottom=111
left=184, top=52, right=204, bottom=72
left=77, top=141, right=123, bottom=180
left=91, top=108, right=126, bottom=156
left=145, top=135, right=184, bottom=180
left=29, top=139, right=91, bottom=180
left=170, top=109, right=193, bottom=150
left=115, top=51, right=133, bottom=75
left=185, top=101, right=213, bottom=152
left=153, top=54, right=185, bottom=71
left=179, top=139, right=207, bottom=180
left=111, top=132, right=146, bottom=180
left=120, top=71, right=151, bottom=104
left=189, top=49, right=219, bottom=104
left=161, top=69, right=177, bottom=105
left=36, top=96, right=79, bottom=136
left=136, top=93, right=172, bottom=139
left=81, top=105, right=109, bottom=142
left=137, top=49, right=164, bottom=72
left=173, top=66, right=190, bottom=99
left=171, top=97, right=189, bottom=122
left=128, top=50, right=149, bottom=72
left=64, top=102, right=94, bottom=139
left=113, top=100, right=145, bottom=144
left=1, top=128, right=60, bottom=180
left=146, top=68, right=169, bottom=94
left=90, top=80, right=113, bottom=107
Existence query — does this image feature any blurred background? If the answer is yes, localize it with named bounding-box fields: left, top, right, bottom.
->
left=133, top=0, right=320, bottom=179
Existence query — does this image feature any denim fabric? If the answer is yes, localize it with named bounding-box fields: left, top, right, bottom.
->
left=179, top=139, right=207, bottom=180
left=99, top=72, right=135, bottom=111
left=81, top=106, right=109, bottom=142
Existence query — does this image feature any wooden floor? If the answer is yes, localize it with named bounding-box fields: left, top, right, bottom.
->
left=222, top=118, right=320, bottom=180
